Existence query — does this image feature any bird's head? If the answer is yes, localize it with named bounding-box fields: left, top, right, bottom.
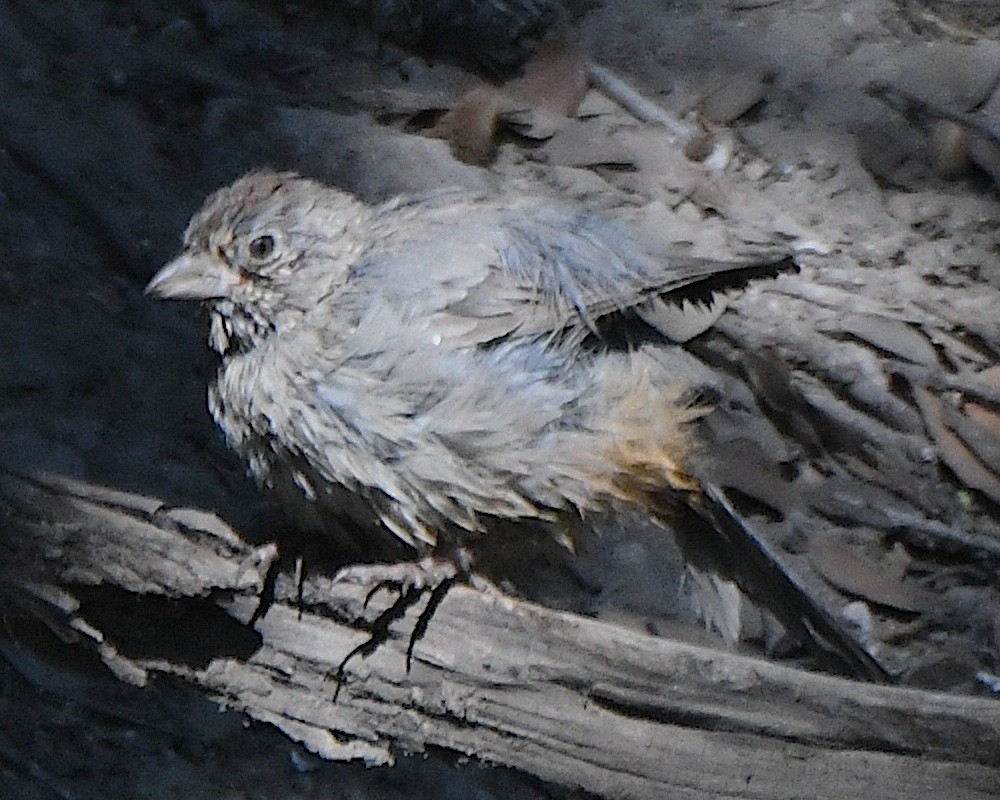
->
left=146, top=170, right=370, bottom=354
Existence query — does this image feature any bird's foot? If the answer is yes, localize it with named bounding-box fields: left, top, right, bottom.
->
left=335, top=554, right=465, bottom=598
left=332, top=555, right=467, bottom=701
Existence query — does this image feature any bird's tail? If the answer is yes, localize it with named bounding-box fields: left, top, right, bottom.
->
left=672, top=480, right=890, bottom=682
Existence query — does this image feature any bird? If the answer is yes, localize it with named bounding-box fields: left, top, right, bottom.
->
left=146, top=170, right=886, bottom=682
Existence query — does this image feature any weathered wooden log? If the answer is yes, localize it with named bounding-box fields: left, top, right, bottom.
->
left=2, top=470, right=997, bottom=799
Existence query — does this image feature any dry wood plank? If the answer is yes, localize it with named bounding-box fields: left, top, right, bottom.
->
left=1, top=469, right=998, bottom=799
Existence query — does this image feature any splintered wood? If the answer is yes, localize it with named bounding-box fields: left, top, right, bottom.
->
left=1, top=470, right=997, bottom=800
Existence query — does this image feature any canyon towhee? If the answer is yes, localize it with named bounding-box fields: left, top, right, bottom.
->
left=147, top=170, right=883, bottom=680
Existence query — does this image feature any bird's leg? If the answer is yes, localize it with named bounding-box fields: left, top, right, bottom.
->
left=331, top=553, right=470, bottom=700
left=246, top=543, right=282, bottom=627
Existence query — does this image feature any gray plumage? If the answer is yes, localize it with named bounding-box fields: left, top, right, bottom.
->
left=149, top=171, right=756, bottom=549
left=147, top=171, right=891, bottom=681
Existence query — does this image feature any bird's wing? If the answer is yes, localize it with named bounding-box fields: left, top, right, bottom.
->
left=351, top=194, right=795, bottom=347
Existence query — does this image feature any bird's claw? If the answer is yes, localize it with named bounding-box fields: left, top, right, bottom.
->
left=331, top=557, right=461, bottom=701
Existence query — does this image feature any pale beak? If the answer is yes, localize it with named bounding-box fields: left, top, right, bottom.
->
left=145, top=253, right=242, bottom=300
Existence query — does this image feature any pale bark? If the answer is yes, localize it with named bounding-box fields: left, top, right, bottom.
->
left=2, top=470, right=997, bottom=800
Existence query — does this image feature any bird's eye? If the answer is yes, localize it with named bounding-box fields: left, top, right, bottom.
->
left=248, top=234, right=276, bottom=260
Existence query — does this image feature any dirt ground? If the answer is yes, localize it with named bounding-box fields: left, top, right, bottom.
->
left=2, top=0, right=1000, bottom=797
